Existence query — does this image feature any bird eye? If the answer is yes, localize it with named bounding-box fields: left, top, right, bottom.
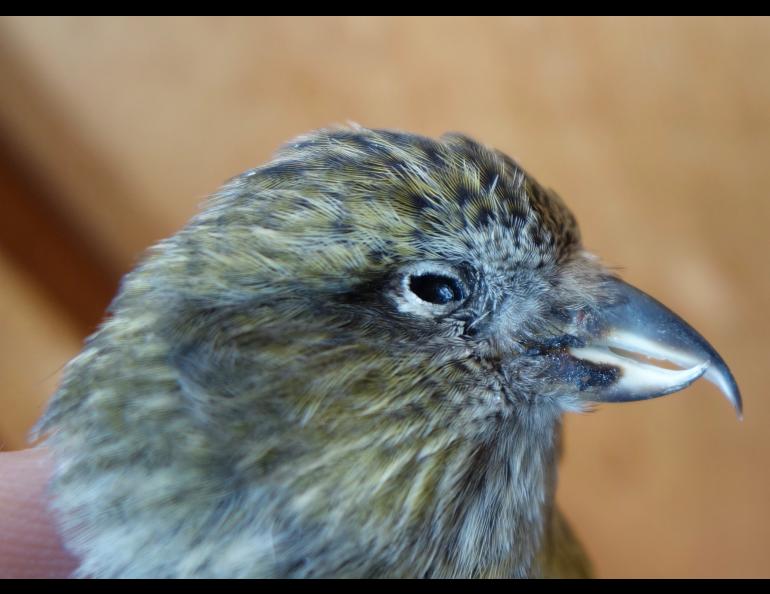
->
left=409, top=274, right=465, bottom=305
left=391, top=263, right=471, bottom=317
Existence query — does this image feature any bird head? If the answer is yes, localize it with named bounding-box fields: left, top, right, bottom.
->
left=40, top=127, right=741, bottom=577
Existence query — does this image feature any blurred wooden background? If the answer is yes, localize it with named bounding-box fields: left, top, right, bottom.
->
left=0, top=16, right=768, bottom=577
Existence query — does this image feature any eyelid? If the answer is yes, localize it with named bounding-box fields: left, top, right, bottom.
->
left=392, top=262, right=473, bottom=317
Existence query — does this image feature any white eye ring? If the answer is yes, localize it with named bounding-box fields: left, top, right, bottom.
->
left=392, top=262, right=468, bottom=316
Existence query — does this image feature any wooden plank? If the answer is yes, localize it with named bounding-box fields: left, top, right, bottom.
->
left=0, top=133, right=119, bottom=335
left=0, top=250, right=80, bottom=451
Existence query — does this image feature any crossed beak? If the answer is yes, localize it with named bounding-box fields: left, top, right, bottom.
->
left=544, top=277, right=742, bottom=417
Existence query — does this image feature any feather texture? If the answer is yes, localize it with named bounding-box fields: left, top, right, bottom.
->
left=37, top=127, right=602, bottom=578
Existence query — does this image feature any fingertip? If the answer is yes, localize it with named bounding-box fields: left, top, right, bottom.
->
left=0, top=448, right=79, bottom=578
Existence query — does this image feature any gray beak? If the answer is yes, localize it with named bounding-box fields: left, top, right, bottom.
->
left=560, top=277, right=742, bottom=417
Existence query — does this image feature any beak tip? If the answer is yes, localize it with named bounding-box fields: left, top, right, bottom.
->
left=732, top=398, right=744, bottom=421
left=730, top=392, right=743, bottom=420
left=704, top=361, right=743, bottom=419
left=732, top=392, right=743, bottom=421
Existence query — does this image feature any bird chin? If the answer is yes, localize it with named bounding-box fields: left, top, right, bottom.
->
left=548, top=276, right=742, bottom=417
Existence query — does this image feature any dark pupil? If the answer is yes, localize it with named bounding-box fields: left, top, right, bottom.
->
left=409, top=274, right=462, bottom=305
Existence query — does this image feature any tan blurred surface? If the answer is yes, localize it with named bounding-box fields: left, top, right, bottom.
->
left=0, top=16, right=768, bottom=577
left=0, top=252, right=79, bottom=450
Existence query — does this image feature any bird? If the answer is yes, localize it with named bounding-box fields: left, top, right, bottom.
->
left=35, top=126, right=741, bottom=578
